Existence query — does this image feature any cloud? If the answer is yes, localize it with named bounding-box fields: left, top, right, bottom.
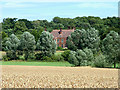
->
left=77, top=2, right=116, bottom=8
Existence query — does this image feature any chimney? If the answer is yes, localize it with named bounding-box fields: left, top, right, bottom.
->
left=60, top=28, right=62, bottom=34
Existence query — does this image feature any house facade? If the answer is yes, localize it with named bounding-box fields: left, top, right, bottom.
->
left=51, top=29, right=74, bottom=48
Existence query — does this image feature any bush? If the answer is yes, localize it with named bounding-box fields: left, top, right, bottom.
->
left=35, top=53, right=44, bottom=60
left=68, top=49, right=94, bottom=66
left=68, top=51, right=79, bottom=66
left=6, top=51, right=19, bottom=60
left=18, top=55, right=25, bottom=60
left=51, top=54, right=64, bottom=62
left=2, top=55, right=10, bottom=61
left=57, top=47, right=63, bottom=50
left=93, top=54, right=108, bottom=68
left=61, top=50, right=70, bottom=61
left=42, top=56, right=53, bottom=62
left=28, top=53, right=35, bottom=60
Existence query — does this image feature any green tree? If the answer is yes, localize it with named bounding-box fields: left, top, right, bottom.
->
left=5, top=34, right=20, bottom=60
left=18, top=19, right=34, bottom=29
left=20, top=32, right=36, bottom=60
left=102, top=31, right=120, bottom=68
left=14, top=21, right=28, bottom=33
left=61, top=50, right=70, bottom=61
left=37, top=31, right=56, bottom=57
left=2, top=18, right=17, bottom=30
left=66, top=28, right=100, bottom=53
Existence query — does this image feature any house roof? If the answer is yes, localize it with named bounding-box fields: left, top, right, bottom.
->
left=51, top=29, right=74, bottom=38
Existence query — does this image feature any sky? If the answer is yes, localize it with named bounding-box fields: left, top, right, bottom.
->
left=0, top=0, right=119, bottom=22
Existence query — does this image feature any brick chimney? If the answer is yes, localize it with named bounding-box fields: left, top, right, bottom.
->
left=60, top=28, right=62, bottom=34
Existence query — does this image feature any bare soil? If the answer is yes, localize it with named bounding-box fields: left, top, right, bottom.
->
left=1, top=65, right=118, bottom=88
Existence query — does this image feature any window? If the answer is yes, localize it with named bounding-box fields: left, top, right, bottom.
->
left=61, top=39, right=64, bottom=43
left=57, top=39, right=59, bottom=43
left=61, top=44, right=63, bottom=48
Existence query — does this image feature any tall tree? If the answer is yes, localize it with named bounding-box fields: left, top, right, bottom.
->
left=20, top=32, right=36, bottom=60
left=102, top=31, right=120, bottom=68
left=37, top=31, right=56, bottom=57
left=5, top=34, right=20, bottom=60
left=14, top=21, right=28, bottom=33
left=66, top=28, right=100, bottom=53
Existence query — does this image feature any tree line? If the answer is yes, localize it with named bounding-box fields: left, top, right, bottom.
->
left=1, top=16, right=120, bottom=68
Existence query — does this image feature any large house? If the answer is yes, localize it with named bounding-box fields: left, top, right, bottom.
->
left=51, top=28, right=74, bottom=48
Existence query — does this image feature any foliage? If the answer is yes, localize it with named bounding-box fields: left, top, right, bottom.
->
left=37, top=31, right=56, bottom=57
left=93, top=53, right=108, bottom=68
left=68, top=48, right=94, bottom=66
left=5, top=34, right=20, bottom=60
left=66, top=28, right=100, bottom=53
left=57, top=47, right=63, bottom=50
left=61, top=50, right=70, bottom=61
left=51, top=54, right=64, bottom=62
left=14, top=21, right=28, bottom=33
left=20, top=32, right=36, bottom=60
left=102, top=31, right=120, bottom=68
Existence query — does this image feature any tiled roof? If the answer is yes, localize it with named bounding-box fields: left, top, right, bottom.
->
left=51, top=29, right=74, bottom=38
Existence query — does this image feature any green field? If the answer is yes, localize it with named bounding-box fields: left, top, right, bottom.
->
left=0, top=61, right=72, bottom=67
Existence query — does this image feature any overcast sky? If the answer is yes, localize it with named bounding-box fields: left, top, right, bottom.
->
left=0, top=0, right=119, bottom=22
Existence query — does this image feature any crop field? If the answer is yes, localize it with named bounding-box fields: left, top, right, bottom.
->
left=1, top=65, right=118, bottom=88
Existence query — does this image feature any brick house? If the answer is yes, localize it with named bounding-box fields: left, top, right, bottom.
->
left=51, top=28, right=74, bottom=48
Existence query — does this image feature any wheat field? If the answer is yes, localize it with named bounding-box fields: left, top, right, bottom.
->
left=1, top=65, right=118, bottom=88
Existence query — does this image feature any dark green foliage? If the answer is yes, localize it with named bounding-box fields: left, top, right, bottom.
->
left=57, top=47, right=63, bottom=50
left=2, top=18, right=17, bottom=30
left=51, top=54, right=64, bottom=62
left=42, top=56, right=53, bottom=62
left=102, top=31, right=120, bottom=68
left=61, top=50, right=70, bottom=61
left=18, top=19, right=34, bottom=29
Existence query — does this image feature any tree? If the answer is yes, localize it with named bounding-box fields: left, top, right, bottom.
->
left=18, top=19, right=34, bottom=29
left=66, top=28, right=100, bottom=53
left=61, top=50, right=70, bottom=61
left=68, top=48, right=94, bottom=66
left=20, top=32, right=36, bottom=60
left=37, top=31, right=56, bottom=57
left=2, top=18, right=17, bottom=30
left=29, top=29, right=43, bottom=42
left=102, top=31, right=120, bottom=68
left=14, top=21, right=28, bottom=33
left=5, top=34, right=20, bottom=60
left=1, top=31, right=8, bottom=39
left=68, top=51, right=79, bottom=66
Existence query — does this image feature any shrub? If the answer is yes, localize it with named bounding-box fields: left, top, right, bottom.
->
left=35, top=53, right=44, bottom=60
left=2, top=55, right=10, bottom=61
left=93, top=54, right=108, bottom=68
left=68, top=51, right=79, bottom=66
left=18, top=55, right=25, bottom=60
left=42, top=56, right=52, bottom=62
left=68, top=49, right=94, bottom=66
left=51, top=54, right=64, bottom=62
left=61, top=50, right=70, bottom=61
left=57, top=47, right=63, bottom=50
